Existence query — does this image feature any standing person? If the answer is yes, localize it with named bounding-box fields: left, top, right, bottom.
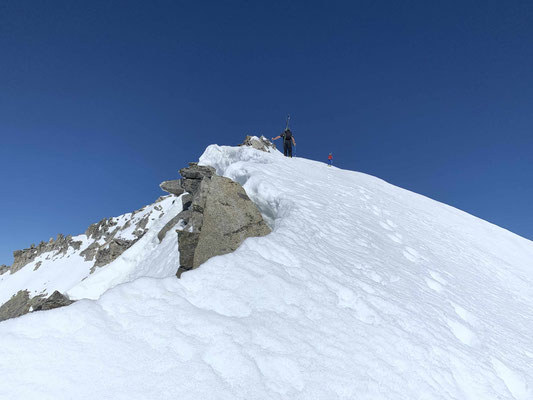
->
left=272, top=128, right=296, bottom=157
left=328, top=153, right=333, bottom=166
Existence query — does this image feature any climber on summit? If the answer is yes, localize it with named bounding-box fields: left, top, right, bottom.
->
left=272, top=128, right=296, bottom=158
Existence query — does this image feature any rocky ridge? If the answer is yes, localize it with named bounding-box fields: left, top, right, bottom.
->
left=0, top=136, right=273, bottom=321
left=9, top=234, right=83, bottom=275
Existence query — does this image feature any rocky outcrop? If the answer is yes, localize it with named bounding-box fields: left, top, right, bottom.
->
left=0, top=290, right=35, bottom=321
left=81, top=215, right=148, bottom=270
left=85, top=218, right=119, bottom=241
left=0, top=264, right=8, bottom=275
left=240, top=135, right=276, bottom=152
left=160, top=180, right=185, bottom=196
left=0, top=290, right=74, bottom=322
left=33, top=291, right=74, bottom=312
left=9, top=234, right=83, bottom=274
left=93, top=238, right=138, bottom=268
left=167, top=162, right=271, bottom=278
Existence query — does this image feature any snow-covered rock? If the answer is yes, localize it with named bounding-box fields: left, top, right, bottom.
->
left=0, top=143, right=532, bottom=400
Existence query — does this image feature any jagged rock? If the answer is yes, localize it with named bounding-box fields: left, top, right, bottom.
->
left=179, top=163, right=216, bottom=180
left=85, top=218, right=117, bottom=241
left=159, top=180, right=185, bottom=196
left=11, top=248, right=39, bottom=273
left=133, top=216, right=150, bottom=239
left=240, top=135, right=276, bottom=152
left=157, top=214, right=182, bottom=242
left=33, top=291, right=74, bottom=311
left=175, top=167, right=271, bottom=277
left=0, top=290, right=74, bottom=322
left=177, top=231, right=201, bottom=273
left=80, top=242, right=100, bottom=262
left=93, top=238, right=137, bottom=268
left=180, top=178, right=202, bottom=194
left=0, top=265, right=8, bottom=275
left=0, top=290, right=34, bottom=321
left=182, top=193, right=193, bottom=209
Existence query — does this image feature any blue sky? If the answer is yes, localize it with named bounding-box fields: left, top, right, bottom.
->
left=1, top=0, right=532, bottom=265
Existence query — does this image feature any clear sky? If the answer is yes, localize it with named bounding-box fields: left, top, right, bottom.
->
left=1, top=0, right=532, bottom=265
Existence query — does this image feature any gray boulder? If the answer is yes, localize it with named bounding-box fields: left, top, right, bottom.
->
left=174, top=164, right=271, bottom=277
left=159, top=180, right=185, bottom=196
left=179, top=163, right=216, bottom=179
left=0, top=290, right=74, bottom=322
left=33, top=291, right=74, bottom=311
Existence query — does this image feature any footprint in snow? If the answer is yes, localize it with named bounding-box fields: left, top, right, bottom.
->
left=387, top=233, right=403, bottom=244
left=428, top=270, right=447, bottom=285
left=446, top=318, right=480, bottom=347
left=385, top=219, right=397, bottom=228
left=379, top=221, right=394, bottom=231
left=425, top=270, right=448, bottom=292
left=365, top=270, right=383, bottom=284
left=424, top=278, right=444, bottom=293
left=449, top=302, right=478, bottom=326
left=402, top=246, right=421, bottom=262
left=336, top=287, right=382, bottom=324
left=371, top=205, right=381, bottom=216
left=491, top=357, right=532, bottom=400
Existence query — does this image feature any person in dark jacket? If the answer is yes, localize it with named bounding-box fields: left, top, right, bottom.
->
left=272, top=129, right=296, bottom=157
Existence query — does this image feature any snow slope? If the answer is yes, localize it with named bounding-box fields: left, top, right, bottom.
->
left=0, top=144, right=532, bottom=400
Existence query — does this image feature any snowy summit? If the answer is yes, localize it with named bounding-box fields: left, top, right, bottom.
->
left=0, top=140, right=532, bottom=399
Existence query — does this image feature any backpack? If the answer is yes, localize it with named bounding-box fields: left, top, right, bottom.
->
left=284, top=130, right=292, bottom=141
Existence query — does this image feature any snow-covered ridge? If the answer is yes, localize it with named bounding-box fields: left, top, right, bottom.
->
left=1, top=143, right=532, bottom=399
left=0, top=195, right=183, bottom=305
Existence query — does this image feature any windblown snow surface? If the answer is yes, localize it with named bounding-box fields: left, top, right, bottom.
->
left=1, top=144, right=532, bottom=400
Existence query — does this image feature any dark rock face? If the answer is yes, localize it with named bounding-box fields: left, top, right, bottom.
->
left=93, top=238, right=138, bottom=268
left=80, top=242, right=99, bottom=262
left=179, top=164, right=216, bottom=180
left=0, top=290, right=34, bottom=321
left=157, top=214, right=183, bottom=243
left=0, top=290, right=74, bottom=322
left=172, top=163, right=271, bottom=277
left=160, top=180, right=185, bottom=196
left=33, top=291, right=74, bottom=312
left=239, top=135, right=276, bottom=152
left=156, top=163, right=215, bottom=243
left=0, top=264, right=8, bottom=275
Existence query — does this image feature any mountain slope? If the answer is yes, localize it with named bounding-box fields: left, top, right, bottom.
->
left=0, top=195, right=183, bottom=308
left=0, top=144, right=532, bottom=400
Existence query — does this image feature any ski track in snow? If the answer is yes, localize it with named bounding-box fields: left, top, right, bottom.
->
left=0, top=144, right=532, bottom=399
